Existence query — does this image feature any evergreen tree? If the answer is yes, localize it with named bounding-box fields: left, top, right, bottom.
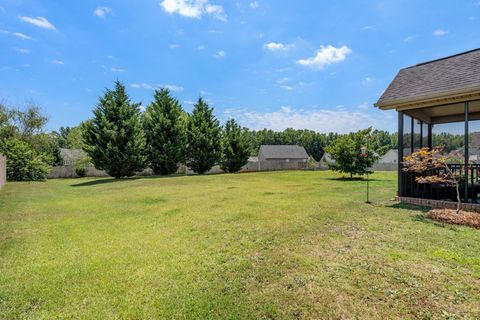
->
left=221, top=119, right=250, bottom=173
left=186, top=97, right=222, bottom=174
left=144, top=88, right=187, bottom=175
left=82, top=81, right=147, bottom=178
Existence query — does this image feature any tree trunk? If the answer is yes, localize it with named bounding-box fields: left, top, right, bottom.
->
left=455, top=182, right=461, bottom=214
left=350, top=173, right=353, bottom=179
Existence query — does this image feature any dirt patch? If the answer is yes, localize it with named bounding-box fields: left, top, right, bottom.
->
left=427, top=209, right=480, bottom=229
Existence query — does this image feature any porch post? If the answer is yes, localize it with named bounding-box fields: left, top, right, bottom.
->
left=465, top=102, right=469, bottom=202
left=428, top=124, right=433, bottom=149
left=410, top=117, right=414, bottom=153
left=420, top=121, right=423, bottom=148
left=398, top=111, right=404, bottom=197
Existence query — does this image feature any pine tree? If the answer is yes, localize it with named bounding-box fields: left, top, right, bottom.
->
left=144, top=88, right=187, bottom=175
left=82, top=81, right=147, bottom=178
left=186, top=97, right=222, bottom=174
left=220, top=119, right=251, bottom=173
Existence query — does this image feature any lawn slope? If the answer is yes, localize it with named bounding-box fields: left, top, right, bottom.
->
left=0, top=171, right=479, bottom=319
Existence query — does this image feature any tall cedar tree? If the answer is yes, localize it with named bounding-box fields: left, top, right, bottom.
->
left=144, top=88, right=187, bottom=175
left=186, top=98, right=222, bottom=174
left=221, top=119, right=251, bottom=173
left=325, top=127, right=385, bottom=178
left=82, top=81, right=147, bottom=178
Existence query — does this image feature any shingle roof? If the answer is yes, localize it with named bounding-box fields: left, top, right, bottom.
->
left=376, top=48, right=480, bottom=108
left=259, top=145, right=309, bottom=159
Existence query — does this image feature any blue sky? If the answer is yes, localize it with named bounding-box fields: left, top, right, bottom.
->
left=0, top=0, right=479, bottom=133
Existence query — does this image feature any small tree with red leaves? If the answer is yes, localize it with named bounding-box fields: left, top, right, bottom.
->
left=403, top=147, right=462, bottom=213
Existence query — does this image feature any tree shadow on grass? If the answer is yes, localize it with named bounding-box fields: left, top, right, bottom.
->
left=326, top=177, right=385, bottom=182
left=388, top=202, right=430, bottom=213
left=70, top=174, right=183, bottom=187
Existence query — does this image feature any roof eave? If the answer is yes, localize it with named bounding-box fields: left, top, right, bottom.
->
left=375, top=86, right=480, bottom=111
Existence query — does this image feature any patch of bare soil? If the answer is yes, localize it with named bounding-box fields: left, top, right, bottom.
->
left=427, top=209, right=480, bottom=229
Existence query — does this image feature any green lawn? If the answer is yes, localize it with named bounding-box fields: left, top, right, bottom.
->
left=0, top=171, right=479, bottom=319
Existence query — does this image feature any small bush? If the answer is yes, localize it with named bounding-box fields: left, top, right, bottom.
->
left=0, top=138, right=50, bottom=181
left=73, top=155, right=91, bottom=178
left=75, top=166, right=86, bottom=177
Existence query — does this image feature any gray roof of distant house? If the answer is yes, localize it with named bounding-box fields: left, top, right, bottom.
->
left=259, top=145, right=309, bottom=159
left=376, top=48, right=480, bottom=107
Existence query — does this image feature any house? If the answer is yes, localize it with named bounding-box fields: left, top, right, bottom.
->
left=375, top=48, right=480, bottom=207
left=257, top=145, right=309, bottom=171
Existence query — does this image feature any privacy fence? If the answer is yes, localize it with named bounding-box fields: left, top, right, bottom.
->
left=0, top=154, right=6, bottom=189
left=47, top=159, right=308, bottom=178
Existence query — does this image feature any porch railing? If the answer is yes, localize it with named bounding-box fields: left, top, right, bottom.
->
left=401, top=163, right=480, bottom=203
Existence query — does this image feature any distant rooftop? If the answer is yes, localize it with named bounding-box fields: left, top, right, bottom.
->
left=376, top=48, right=480, bottom=109
left=259, top=145, right=309, bottom=159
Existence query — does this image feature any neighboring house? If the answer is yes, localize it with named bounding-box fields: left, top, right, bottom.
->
left=257, top=145, right=309, bottom=171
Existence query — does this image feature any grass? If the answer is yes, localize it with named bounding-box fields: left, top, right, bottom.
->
left=0, top=171, right=479, bottom=319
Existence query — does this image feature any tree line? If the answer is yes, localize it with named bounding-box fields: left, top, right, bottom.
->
left=83, top=81, right=251, bottom=178
left=0, top=80, right=471, bottom=181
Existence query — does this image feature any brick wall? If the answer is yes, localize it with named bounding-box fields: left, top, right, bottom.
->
left=397, top=196, right=480, bottom=213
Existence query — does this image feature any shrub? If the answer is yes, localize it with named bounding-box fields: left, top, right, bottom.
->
left=0, top=138, right=50, bottom=181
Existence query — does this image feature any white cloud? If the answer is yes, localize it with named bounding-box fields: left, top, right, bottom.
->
left=110, top=67, right=125, bottom=72
left=160, top=0, right=227, bottom=21
left=205, top=4, right=227, bottom=21
left=225, top=106, right=390, bottom=133
left=19, top=16, right=56, bottom=30
left=362, top=77, right=373, bottom=86
left=404, top=35, right=416, bottom=42
left=250, top=1, right=259, bottom=9
left=14, top=47, right=30, bottom=54
left=198, top=45, right=205, bottom=50
left=162, top=84, right=184, bottom=92
left=169, top=44, right=180, bottom=49
left=433, top=29, right=448, bottom=36
left=264, top=42, right=294, bottom=51
left=51, top=60, right=64, bottom=65
left=131, top=83, right=152, bottom=89
left=298, top=45, right=351, bottom=69
left=362, top=25, right=373, bottom=30
left=130, top=83, right=184, bottom=92
left=280, top=85, right=293, bottom=91
left=12, top=32, right=34, bottom=40
left=276, top=77, right=290, bottom=84
left=93, top=7, right=112, bottom=18
left=215, top=50, right=226, bottom=58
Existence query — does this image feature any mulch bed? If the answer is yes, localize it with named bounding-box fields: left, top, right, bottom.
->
left=427, top=209, right=480, bottom=229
